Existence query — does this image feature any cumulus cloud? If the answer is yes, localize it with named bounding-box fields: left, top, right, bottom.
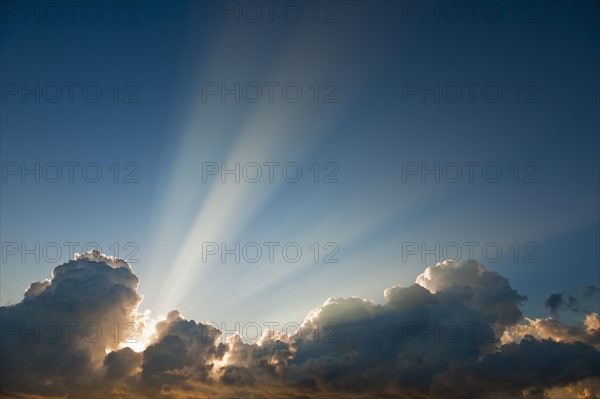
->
left=0, top=250, right=144, bottom=397
left=1, top=254, right=598, bottom=398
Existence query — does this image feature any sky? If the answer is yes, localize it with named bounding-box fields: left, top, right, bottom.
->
left=0, top=1, right=599, bottom=398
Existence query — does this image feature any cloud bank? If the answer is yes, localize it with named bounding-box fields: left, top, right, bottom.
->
left=1, top=253, right=598, bottom=398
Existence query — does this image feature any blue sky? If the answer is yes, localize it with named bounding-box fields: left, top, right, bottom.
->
left=1, top=0, right=598, bottom=332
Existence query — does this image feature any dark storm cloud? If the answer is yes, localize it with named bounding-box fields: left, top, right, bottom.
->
left=1, top=254, right=598, bottom=398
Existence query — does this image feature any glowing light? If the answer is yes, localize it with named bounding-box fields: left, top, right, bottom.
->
left=120, top=310, right=159, bottom=353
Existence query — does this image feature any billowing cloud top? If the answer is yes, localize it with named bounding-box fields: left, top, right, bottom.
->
left=1, top=253, right=598, bottom=398
left=1, top=250, right=142, bottom=396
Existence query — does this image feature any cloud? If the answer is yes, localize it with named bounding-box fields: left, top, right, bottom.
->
left=500, top=313, right=600, bottom=350
left=431, top=337, right=600, bottom=399
left=544, top=286, right=598, bottom=316
left=1, top=253, right=598, bottom=398
left=104, top=347, right=142, bottom=380
left=0, top=250, right=144, bottom=397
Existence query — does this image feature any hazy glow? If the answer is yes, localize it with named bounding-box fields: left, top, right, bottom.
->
left=146, top=27, right=359, bottom=317
left=120, top=310, right=159, bottom=353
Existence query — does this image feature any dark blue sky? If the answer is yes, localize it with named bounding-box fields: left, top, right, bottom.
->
left=1, top=1, right=598, bottom=327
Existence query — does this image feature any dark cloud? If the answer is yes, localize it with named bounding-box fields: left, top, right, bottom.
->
left=544, top=286, right=599, bottom=316
left=582, top=286, right=599, bottom=298
left=545, top=292, right=580, bottom=315
left=1, top=254, right=598, bottom=398
left=432, top=337, right=600, bottom=399
left=104, top=347, right=142, bottom=380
